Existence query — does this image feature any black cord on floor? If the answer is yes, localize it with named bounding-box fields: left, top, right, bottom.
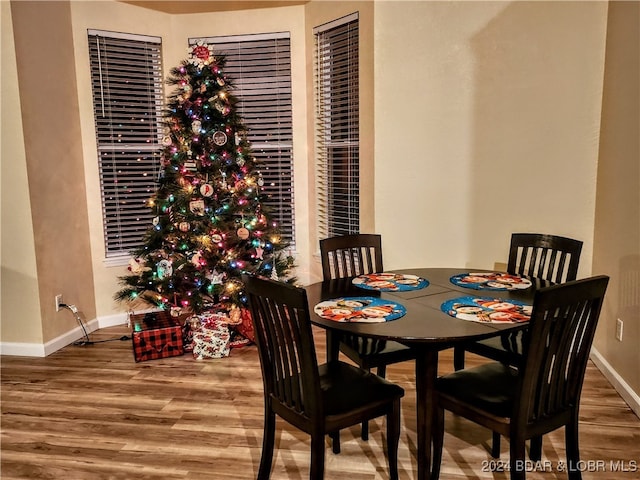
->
left=61, top=303, right=131, bottom=346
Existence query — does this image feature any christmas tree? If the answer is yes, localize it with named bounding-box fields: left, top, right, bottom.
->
left=115, top=41, right=295, bottom=316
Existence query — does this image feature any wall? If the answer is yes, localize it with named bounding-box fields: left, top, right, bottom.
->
left=373, top=1, right=607, bottom=276
left=1, top=2, right=42, bottom=346
left=592, top=1, right=640, bottom=403
left=4, top=1, right=96, bottom=354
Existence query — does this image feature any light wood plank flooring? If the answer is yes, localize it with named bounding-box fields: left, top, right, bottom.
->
left=2, top=324, right=639, bottom=479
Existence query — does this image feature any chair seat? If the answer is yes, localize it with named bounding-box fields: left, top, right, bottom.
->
left=436, top=362, right=518, bottom=418
left=319, top=362, right=405, bottom=416
left=340, top=338, right=416, bottom=370
left=465, top=331, right=526, bottom=366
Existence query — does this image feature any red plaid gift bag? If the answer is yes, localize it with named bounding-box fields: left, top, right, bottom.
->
left=130, top=311, right=184, bottom=362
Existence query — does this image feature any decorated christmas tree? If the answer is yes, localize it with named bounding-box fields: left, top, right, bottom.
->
left=115, top=42, right=295, bottom=316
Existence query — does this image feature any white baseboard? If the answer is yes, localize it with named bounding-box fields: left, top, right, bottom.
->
left=0, top=314, right=129, bottom=357
left=590, top=347, right=640, bottom=418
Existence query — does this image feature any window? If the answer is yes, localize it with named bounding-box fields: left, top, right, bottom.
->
left=314, top=13, right=360, bottom=238
left=191, top=33, right=295, bottom=245
left=88, top=30, right=164, bottom=259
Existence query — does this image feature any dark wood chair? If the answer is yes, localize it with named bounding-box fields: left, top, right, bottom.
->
left=454, top=233, right=583, bottom=370
left=453, top=233, right=583, bottom=456
left=319, top=234, right=417, bottom=449
left=433, top=275, right=609, bottom=480
left=242, top=274, right=404, bottom=480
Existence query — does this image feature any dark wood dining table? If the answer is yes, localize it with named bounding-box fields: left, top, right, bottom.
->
left=305, top=267, right=548, bottom=480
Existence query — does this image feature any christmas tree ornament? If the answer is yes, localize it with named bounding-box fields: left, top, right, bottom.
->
left=191, top=120, right=202, bottom=134
left=162, top=135, right=172, bottom=146
left=157, top=259, right=173, bottom=279
left=189, top=199, right=205, bottom=216
left=188, top=41, right=214, bottom=68
left=237, top=227, right=250, bottom=240
left=200, top=183, right=214, bottom=197
left=257, top=172, right=265, bottom=187
left=211, top=233, right=223, bottom=243
left=190, top=251, right=203, bottom=266
left=179, top=222, right=190, bottom=232
left=213, top=131, right=227, bottom=146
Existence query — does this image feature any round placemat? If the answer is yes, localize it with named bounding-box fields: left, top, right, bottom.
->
left=353, top=273, right=429, bottom=292
left=450, top=272, right=532, bottom=291
left=314, top=296, right=406, bottom=323
left=441, top=296, right=532, bottom=323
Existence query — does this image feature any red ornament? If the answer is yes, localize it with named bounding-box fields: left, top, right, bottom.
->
left=193, top=45, right=210, bottom=61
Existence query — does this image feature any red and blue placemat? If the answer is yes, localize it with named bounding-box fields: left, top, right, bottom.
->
left=441, top=296, right=532, bottom=323
left=314, top=297, right=406, bottom=323
left=353, top=273, right=429, bottom=292
left=450, top=272, right=532, bottom=291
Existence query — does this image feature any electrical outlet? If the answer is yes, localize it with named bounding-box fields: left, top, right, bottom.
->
left=616, top=318, right=623, bottom=342
left=55, top=294, right=63, bottom=312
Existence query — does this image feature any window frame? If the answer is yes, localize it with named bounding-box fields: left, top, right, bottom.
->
left=314, top=12, right=360, bottom=239
left=87, top=29, right=164, bottom=262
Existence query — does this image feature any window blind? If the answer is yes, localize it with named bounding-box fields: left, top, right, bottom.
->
left=191, top=33, right=295, bottom=245
left=314, top=13, right=360, bottom=238
left=88, top=30, right=164, bottom=258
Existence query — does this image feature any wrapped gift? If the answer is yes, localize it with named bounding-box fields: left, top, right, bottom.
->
left=234, top=307, right=255, bottom=344
left=130, top=311, right=184, bottom=362
left=191, top=316, right=231, bottom=359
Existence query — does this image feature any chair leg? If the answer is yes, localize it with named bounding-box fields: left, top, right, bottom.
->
left=386, top=399, right=401, bottom=480
left=359, top=365, right=388, bottom=442
left=566, top=413, right=583, bottom=480
left=529, top=435, right=542, bottom=461
left=509, top=438, right=527, bottom=480
left=491, top=431, right=501, bottom=458
left=431, top=404, right=445, bottom=480
left=361, top=421, right=369, bottom=441
left=257, top=408, right=276, bottom=480
left=310, top=432, right=326, bottom=480
left=329, top=431, right=341, bottom=454
left=453, top=346, right=465, bottom=371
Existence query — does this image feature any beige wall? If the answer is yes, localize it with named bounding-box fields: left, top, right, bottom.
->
left=4, top=1, right=96, bottom=348
left=374, top=1, right=607, bottom=275
left=1, top=2, right=42, bottom=344
left=592, top=1, right=640, bottom=395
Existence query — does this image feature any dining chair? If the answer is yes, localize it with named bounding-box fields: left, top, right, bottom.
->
left=454, top=233, right=583, bottom=371
left=242, top=274, right=404, bottom=480
left=453, top=233, right=583, bottom=456
left=319, top=233, right=417, bottom=449
left=432, top=275, right=609, bottom=480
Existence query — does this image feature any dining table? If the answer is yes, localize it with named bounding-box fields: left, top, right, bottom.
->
left=304, top=267, right=550, bottom=480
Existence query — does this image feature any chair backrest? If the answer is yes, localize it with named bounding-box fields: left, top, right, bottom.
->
left=319, top=234, right=384, bottom=281
left=507, top=233, right=583, bottom=283
left=516, top=275, right=609, bottom=429
left=242, top=274, right=323, bottom=422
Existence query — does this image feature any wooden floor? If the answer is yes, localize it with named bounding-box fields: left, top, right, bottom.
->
left=2, top=324, right=639, bottom=480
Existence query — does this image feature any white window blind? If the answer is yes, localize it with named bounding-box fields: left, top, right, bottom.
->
left=88, top=30, right=164, bottom=258
left=191, top=33, right=295, bottom=245
left=314, top=13, right=360, bottom=238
